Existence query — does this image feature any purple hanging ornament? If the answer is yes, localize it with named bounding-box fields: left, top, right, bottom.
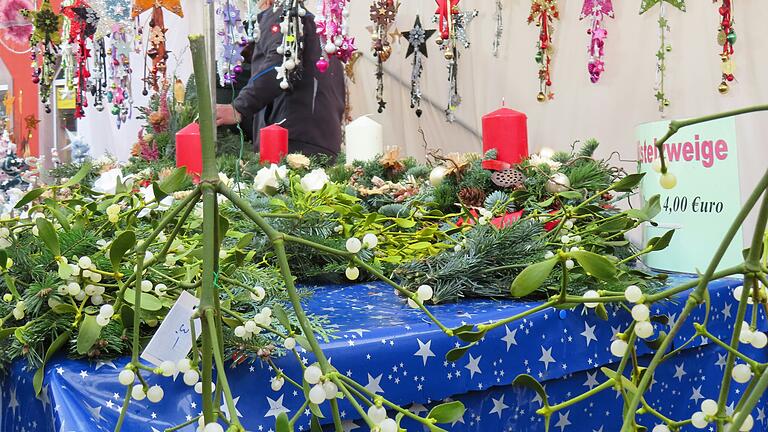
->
left=580, top=0, right=613, bottom=83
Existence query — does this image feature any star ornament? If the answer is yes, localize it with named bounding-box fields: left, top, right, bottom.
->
left=581, top=0, right=614, bottom=18
left=639, top=0, right=685, bottom=14
left=132, top=0, right=183, bottom=18
left=21, top=0, right=62, bottom=45
left=402, top=16, right=436, bottom=58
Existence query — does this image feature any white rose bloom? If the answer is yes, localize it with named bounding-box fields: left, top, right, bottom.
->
left=93, top=168, right=127, bottom=195
left=528, top=154, right=562, bottom=171
left=300, top=168, right=330, bottom=192
left=254, top=164, right=288, bottom=194
left=138, top=186, right=175, bottom=218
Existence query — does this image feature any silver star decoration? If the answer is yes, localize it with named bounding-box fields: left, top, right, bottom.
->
left=555, top=411, right=572, bottom=431
left=414, top=338, right=436, bottom=366
left=502, top=325, right=518, bottom=351
left=264, top=395, right=290, bottom=418
left=364, top=373, right=384, bottom=394
left=465, top=354, right=482, bottom=378
left=673, top=363, right=687, bottom=381
left=489, top=395, right=509, bottom=418
left=580, top=322, right=598, bottom=347
left=539, top=346, right=556, bottom=371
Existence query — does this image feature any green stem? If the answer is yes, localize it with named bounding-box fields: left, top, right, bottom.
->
left=478, top=300, right=557, bottom=333
left=654, top=104, right=768, bottom=174
left=205, top=309, right=243, bottom=430
left=113, top=385, right=132, bottom=432
left=621, top=167, right=768, bottom=431
left=544, top=380, right=613, bottom=414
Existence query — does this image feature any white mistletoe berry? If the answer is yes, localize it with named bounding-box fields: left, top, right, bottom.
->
left=733, top=412, right=754, bottom=431
left=304, top=365, right=322, bottom=385
left=251, top=286, right=266, bottom=301
left=751, top=331, right=767, bottom=349
left=367, top=405, right=387, bottom=425
left=177, top=358, right=192, bottom=373
left=362, top=233, right=378, bottom=249
left=345, top=237, right=362, bottom=254
left=194, top=381, right=214, bottom=394
left=379, top=418, right=397, bottom=432
left=544, top=251, right=555, bottom=259
left=308, top=384, right=326, bottom=404
left=691, top=411, right=708, bottom=429
left=118, top=369, right=135, bottom=386
left=234, top=326, right=247, bottom=338
left=271, top=376, right=285, bottom=391
left=631, top=304, right=650, bottom=322
left=732, top=364, right=752, bottom=384
left=701, top=399, right=718, bottom=416
left=322, top=381, right=338, bottom=400
left=416, top=285, right=433, bottom=302
left=565, top=259, right=575, bottom=270
left=203, top=423, right=224, bottom=432
left=159, top=360, right=176, bottom=377
left=582, top=290, right=599, bottom=308
left=652, top=425, right=670, bottom=432
left=183, top=370, right=200, bottom=386
left=284, top=337, right=296, bottom=350
left=635, top=321, right=654, bottom=339
left=96, top=314, right=110, bottom=327
left=345, top=266, right=360, bottom=281
left=131, top=384, right=146, bottom=401
left=100, top=304, right=115, bottom=318
left=624, top=285, right=643, bottom=303
left=141, top=280, right=153, bottom=292
left=147, top=385, right=164, bottom=403
left=610, top=339, right=628, bottom=357
left=77, top=256, right=92, bottom=269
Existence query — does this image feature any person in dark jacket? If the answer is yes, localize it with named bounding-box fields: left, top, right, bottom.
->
left=216, top=1, right=345, bottom=159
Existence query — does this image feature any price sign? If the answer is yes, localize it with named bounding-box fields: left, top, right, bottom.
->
left=636, top=117, right=743, bottom=273
left=141, top=291, right=201, bottom=367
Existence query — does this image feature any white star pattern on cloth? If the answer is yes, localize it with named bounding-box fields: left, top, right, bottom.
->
left=489, top=395, right=509, bottom=418
left=342, top=420, right=360, bottom=431
left=85, top=403, right=103, bottom=421
left=94, top=361, right=116, bottom=371
left=715, top=353, right=728, bottom=370
left=8, top=386, right=19, bottom=417
left=690, top=385, right=704, bottom=404
left=722, top=302, right=732, bottom=319
left=593, top=427, right=604, bottom=432
left=539, top=346, right=555, bottom=371
left=221, top=396, right=243, bottom=419
left=532, top=383, right=548, bottom=406
left=265, top=395, right=290, bottom=418
left=79, top=370, right=89, bottom=379
left=757, top=407, right=766, bottom=424
left=465, top=354, right=482, bottom=378
left=583, top=371, right=599, bottom=390
left=414, top=339, right=435, bottom=366
left=364, top=373, right=384, bottom=394
left=408, top=403, right=428, bottom=415
left=502, top=325, right=518, bottom=351
left=580, top=322, right=597, bottom=347
left=673, top=363, right=687, bottom=381
left=555, top=411, right=572, bottom=431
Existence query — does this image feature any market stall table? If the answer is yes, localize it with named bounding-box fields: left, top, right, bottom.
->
left=2, top=274, right=765, bottom=432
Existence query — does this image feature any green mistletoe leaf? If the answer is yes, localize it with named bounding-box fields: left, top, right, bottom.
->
left=76, top=315, right=102, bottom=355
left=427, top=401, right=466, bottom=424
left=510, top=258, right=558, bottom=297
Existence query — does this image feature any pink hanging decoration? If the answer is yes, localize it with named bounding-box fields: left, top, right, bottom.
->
left=315, top=0, right=356, bottom=72
left=580, top=0, right=613, bottom=83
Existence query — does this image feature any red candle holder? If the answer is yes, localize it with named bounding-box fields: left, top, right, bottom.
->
left=259, top=124, right=289, bottom=164
left=482, top=107, right=529, bottom=165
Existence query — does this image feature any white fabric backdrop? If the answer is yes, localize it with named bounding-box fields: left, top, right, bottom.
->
left=71, top=1, right=768, bottom=235
left=344, top=0, right=768, bottom=239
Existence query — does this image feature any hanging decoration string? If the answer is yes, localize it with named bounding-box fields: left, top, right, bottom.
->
left=434, top=0, right=477, bottom=122
left=492, top=0, right=503, bottom=58
left=528, top=0, right=559, bottom=102
left=369, top=0, right=399, bottom=113
left=716, top=0, right=736, bottom=94
left=274, top=0, right=307, bottom=90
left=402, top=15, right=435, bottom=118
left=580, top=0, right=613, bottom=84
left=639, top=0, right=686, bottom=116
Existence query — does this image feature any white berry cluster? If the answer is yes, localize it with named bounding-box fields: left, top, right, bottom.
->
left=691, top=398, right=754, bottom=431
left=344, top=234, right=379, bottom=281
left=737, top=321, right=768, bottom=349
left=407, top=285, right=434, bottom=309
left=733, top=285, right=767, bottom=305
left=55, top=255, right=108, bottom=308
left=234, top=307, right=273, bottom=340
left=367, top=404, right=398, bottom=432
left=303, top=365, right=339, bottom=404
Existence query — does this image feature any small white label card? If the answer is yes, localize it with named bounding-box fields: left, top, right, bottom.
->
left=141, top=290, right=202, bottom=367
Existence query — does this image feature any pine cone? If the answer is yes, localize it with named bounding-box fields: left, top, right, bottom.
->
left=458, top=187, right=487, bottom=207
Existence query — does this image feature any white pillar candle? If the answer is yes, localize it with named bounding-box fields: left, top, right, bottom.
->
left=345, top=115, right=384, bottom=163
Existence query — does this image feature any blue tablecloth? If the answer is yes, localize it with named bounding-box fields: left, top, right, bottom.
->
left=2, top=274, right=765, bottom=431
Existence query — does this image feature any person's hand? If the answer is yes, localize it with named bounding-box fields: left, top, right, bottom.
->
left=216, top=104, right=241, bottom=126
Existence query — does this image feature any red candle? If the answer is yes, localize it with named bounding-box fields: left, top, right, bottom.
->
left=482, top=107, right=529, bottom=165
left=175, top=122, right=202, bottom=180
left=259, top=124, right=289, bottom=164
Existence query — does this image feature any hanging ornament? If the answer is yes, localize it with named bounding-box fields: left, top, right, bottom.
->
left=245, top=0, right=261, bottom=44
left=639, top=0, right=685, bottom=115
left=434, top=0, right=477, bottom=122
left=273, top=0, right=308, bottom=91
left=20, top=0, right=62, bottom=114
left=62, top=0, right=100, bottom=118
left=716, top=0, right=735, bottom=94
left=132, top=0, right=184, bottom=95
left=216, top=0, right=248, bottom=86
left=580, top=0, right=613, bottom=83
left=528, top=0, right=559, bottom=102
left=492, top=0, right=503, bottom=57
left=401, top=16, right=435, bottom=117
left=106, top=27, right=134, bottom=128
left=315, top=0, right=356, bottom=73
left=370, top=0, right=399, bottom=113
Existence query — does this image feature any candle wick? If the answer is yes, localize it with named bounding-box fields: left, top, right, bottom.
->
left=501, top=98, right=506, bottom=107
left=275, top=118, right=287, bottom=126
